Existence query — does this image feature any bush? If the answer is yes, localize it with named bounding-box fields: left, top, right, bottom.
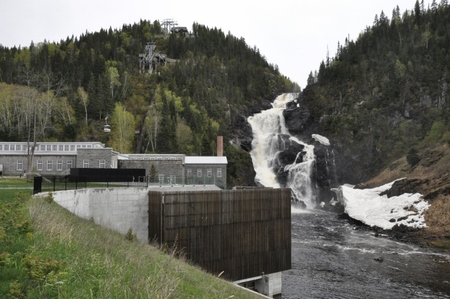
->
left=406, top=147, right=420, bottom=167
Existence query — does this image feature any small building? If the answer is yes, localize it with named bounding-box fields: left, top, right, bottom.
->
left=118, top=154, right=227, bottom=188
left=185, top=156, right=227, bottom=189
left=170, top=26, right=188, bottom=34
left=118, top=154, right=185, bottom=184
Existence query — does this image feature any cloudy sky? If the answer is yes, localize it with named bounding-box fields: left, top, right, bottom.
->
left=0, top=0, right=430, bottom=88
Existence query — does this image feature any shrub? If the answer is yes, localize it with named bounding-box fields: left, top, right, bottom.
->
left=406, top=147, right=420, bottom=167
left=125, top=228, right=137, bottom=242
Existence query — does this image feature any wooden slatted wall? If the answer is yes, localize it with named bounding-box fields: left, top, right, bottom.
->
left=148, top=188, right=291, bottom=281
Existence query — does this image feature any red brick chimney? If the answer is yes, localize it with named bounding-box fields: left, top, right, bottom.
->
left=217, top=136, right=223, bottom=156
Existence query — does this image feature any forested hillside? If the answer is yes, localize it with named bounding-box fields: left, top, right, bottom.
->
left=0, top=21, right=298, bottom=185
left=291, top=0, right=450, bottom=245
left=301, top=0, right=450, bottom=183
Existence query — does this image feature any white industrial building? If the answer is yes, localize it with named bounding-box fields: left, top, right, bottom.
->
left=0, top=141, right=227, bottom=188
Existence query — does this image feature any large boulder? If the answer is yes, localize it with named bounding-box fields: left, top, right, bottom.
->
left=232, top=99, right=273, bottom=152
left=283, top=97, right=312, bottom=136
left=273, top=136, right=305, bottom=186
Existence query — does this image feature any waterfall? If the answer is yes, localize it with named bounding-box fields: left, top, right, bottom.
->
left=247, top=93, right=316, bottom=208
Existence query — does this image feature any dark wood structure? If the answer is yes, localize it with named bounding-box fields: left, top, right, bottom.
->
left=148, top=188, right=291, bottom=281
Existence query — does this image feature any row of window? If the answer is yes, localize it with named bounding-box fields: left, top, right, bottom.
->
left=186, top=168, right=222, bottom=178
left=156, top=173, right=223, bottom=184
left=0, top=143, right=95, bottom=152
left=14, top=160, right=222, bottom=177
left=82, top=160, right=107, bottom=168
left=15, top=159, right=106, bottom=171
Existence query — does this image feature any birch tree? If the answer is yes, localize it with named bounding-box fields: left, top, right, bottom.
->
left=109, top=102, right=135, bottom=153
left=77, top=86, right=89, bottom=126
left=144, top=104, right=161, bottom=152
left=107, top=66, right=121, bottom=99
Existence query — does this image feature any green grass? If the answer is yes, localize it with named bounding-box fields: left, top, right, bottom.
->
left=0, top=177, right=33, bottom=191
left=0, top=177, right=33, bottom=298
left=0, top=178, right=262, bottom=298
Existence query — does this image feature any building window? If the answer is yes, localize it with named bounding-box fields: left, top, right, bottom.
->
left=83, top=160, right=89, bottom=168
left=99, top=159, right=106, bottom=168
left=58, top=145, right=64, bottom=151
left=37, top=160, right=43, bottom=171
left=158, top=174, right=164, bottom=184
left=67, top=160, right=73, bottom=170
left=52, top=145, right=57, bottom=151
left=70, top=145, right=75, bottom=151
left=4, top=144, right=9, bottom=151
left=197, top=169, right=202, bottom=178
left=217, top=168, right=222, bottom=178
left=207, top=168, right=212, bottom=177
left=16, top=160, right=23, bottom=171
left=46, top=145, right=51, bottom=151
left=65, top=145, right=69, bottom=151
left=187, top=168, right=192, bottom=177
left=0, top=144, right=2, bottom=150
left=47, top=161, right=53, bottom=171
left=57, top=160, right=63, bottom=171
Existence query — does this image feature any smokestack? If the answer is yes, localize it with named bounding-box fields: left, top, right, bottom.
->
left=217, top=136, right=223, bottom=156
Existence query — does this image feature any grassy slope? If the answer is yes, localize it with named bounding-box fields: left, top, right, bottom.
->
left=0, top=178, right=261, bottom=298
left=361, top=144, right=450, bottom=250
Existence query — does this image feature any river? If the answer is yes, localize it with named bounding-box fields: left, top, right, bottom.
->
left=282, top=208, right=450, bottom=299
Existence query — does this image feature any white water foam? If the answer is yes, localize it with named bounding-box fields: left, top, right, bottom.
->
left=248, top=93, right=316, bottom=208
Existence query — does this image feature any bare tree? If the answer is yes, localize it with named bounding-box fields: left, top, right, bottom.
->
left=77, top=87, right=89, bottom=126
left=18, top=70, right=69, bottom=174
left=144, top=104, right=161, bottom=152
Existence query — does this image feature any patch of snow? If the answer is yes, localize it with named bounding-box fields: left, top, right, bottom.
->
left=335, top=180, right=429, bottom=230
left=312, top=134, right=330, bottom=146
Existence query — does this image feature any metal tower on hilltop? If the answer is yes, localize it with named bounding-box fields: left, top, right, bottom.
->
left=139, top=42, right=156, bottom=74
left=139, top=19, right=179, bottom=74
left=161, top=19, right=177, bottom=37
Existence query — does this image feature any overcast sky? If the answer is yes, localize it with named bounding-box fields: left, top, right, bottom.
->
left=0, top=0, right=430, bottom=88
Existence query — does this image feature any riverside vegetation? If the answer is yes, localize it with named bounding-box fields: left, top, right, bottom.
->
left=0, top=178, right=261, bottom=298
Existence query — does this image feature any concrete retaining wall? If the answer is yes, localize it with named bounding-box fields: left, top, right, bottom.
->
left=35, top=185, right=220, bottom=242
